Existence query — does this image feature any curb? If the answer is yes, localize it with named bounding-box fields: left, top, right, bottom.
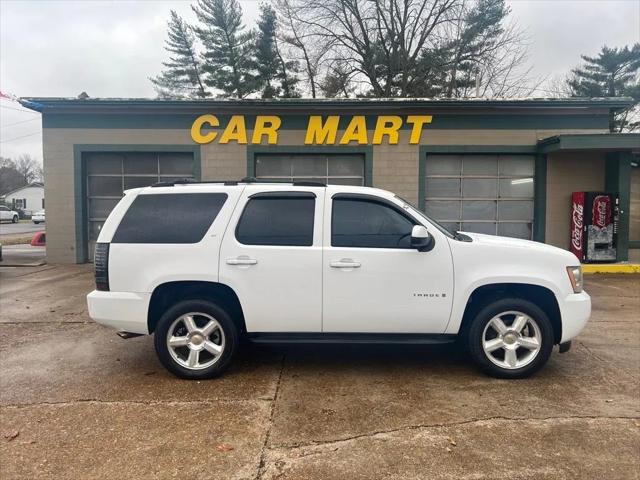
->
left=582, top=264, right=640, bottom=274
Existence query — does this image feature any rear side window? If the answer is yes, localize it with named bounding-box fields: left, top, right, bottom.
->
left=332, top=197, right=416, bottom=248
left=236, top=193, right=315, bottom=246
left=112, top=193, right=227, bottom=244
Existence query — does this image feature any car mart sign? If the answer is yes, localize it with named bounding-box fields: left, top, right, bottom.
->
left=191, top=115, right=433, bottom=145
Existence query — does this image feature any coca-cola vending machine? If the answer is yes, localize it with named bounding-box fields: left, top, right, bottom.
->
left=570, top=192, right=618, bottom=262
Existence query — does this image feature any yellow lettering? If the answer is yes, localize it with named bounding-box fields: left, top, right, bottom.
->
left=406, top=115, right=433, bottom=144
left=251, top=116, right=281, bottom=144
left=191, top=114, right=219, bottom=144
left=339, top=116, right=368, bottom=145
left=372, top=116, right=402, bottom=145
left=305, top=116, right=339, bottom=145
left=219, top=115, right=247, bottom=144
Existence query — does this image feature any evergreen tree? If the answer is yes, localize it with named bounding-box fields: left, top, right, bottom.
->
left=192, top=0, right=257, bottom=98
left=150, top=10, right=208, bottom=99
left=568, top=44, right=640, bottom=132
left=255, top=4, right=300, bottom=98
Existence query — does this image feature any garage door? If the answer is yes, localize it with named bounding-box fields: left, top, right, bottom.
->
left=254, top=154, right=365, bottom=186
left=423, top=154, right=535, bottom=239
left=85, top=152, right=194, bottom=260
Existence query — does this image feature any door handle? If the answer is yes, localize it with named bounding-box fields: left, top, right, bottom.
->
left=330, top=259, right=361, bottom=268
left=226, top=256, right=258, bottom=266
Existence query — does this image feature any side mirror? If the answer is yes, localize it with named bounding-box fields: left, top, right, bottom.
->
left=411, top=225, right=434, bottom=252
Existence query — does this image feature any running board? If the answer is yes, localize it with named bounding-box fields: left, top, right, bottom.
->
left=117, top=331, right=144, bottom=339
left=245, top=332, right=457, bottom=345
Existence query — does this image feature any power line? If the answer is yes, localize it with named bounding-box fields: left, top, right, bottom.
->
left=1, top=117, right=40, bottom=128
left=0, top=131, right=42, bottom=144
left=0, top=104, right=40, bottom=115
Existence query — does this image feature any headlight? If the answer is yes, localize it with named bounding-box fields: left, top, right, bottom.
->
left=566, top=266, right=583, bottom=293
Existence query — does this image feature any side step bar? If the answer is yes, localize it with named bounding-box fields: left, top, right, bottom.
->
left=246, top=332, right=457, bottom=345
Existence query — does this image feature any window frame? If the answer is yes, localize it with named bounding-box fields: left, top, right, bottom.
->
left=330, top=193, right=419, bottom=250
left=234, top=191, right=317, bottom=247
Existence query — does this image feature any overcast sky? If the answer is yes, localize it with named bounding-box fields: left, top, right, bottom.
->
left=1, top=0, right=638, bottom=163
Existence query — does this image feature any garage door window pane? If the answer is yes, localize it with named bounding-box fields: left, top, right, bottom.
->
left=328, top=156, right=364, bottom=176
left=327, top=177, right=364, bottom=186
left=462, top=178, right=497, bottom=198
left=498, top=222, right=532, bottom=239
left=124, top=176, right=160, bottom=190
left=89, top=198, right=120, bottom=219
left=498, top=201, right=533, bottom=220
left=123, top=153, right=158, bottom=174
left=255, top=156, right=292, bottom=177
left=159, top=153, right=193, bottom=175
left=425, top=200, right=460, bottom=220
left=293, top=156, right=326, bottom=176
left=462, top=200, right=496, bottom=220
left=88, top=176, right=122, bottom=197
left=463, top=156, right=497, bottom=175
left=499, top=156, right=534, bottom=176
left=462, top=222, right=496, bottom=235
left=499, top=178, right=534, bottom=198
left=89, top=221, right=104, bottom=241
left=87, top=154, right=122, bottom=175
left=425, top=155, right=462, bottom=175
left=426, top=178, right=460, bottom=197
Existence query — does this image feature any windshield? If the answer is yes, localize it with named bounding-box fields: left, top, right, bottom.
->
left=394, top=195, right=454, bottom=239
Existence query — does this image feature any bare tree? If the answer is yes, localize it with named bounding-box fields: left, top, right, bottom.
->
left=275, top=0, right=330, bottom=98
left=14, top=154, right=41, bottom=184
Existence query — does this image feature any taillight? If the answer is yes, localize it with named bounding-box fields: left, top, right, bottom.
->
left=94, top=243, right=110, bottom=291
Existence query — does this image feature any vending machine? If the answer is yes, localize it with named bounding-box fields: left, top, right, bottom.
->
left=569, top=192, right=618, bottom=262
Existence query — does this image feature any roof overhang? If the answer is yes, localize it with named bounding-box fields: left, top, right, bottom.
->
left=19, top=96, right=634, bottom=115
left=537, top=133, right=640, bottom=154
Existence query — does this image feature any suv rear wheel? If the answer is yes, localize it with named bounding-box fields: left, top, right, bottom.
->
left=467, top=298, right=553, bottom=379
left=154, top=299, right=238, bottom=379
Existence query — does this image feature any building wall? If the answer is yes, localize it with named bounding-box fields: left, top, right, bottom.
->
left=41, top=117, right=606, bottom=263
left=544, top=152, right=606, bottom=250
left=629, top=166, right=640, bottom=263
left=4, top=186, right=44, bottom=214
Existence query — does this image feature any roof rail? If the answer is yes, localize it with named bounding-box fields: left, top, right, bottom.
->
left=151, top=178, right=328, bottom=188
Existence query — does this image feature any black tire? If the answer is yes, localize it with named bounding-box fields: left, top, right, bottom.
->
left=33, top=221, right=40, bottom=224
left=12, top=216, right=18, bottom=223
left=467, top=297, right=554, bottom=379
left=154, top=299, right=239, bottom=380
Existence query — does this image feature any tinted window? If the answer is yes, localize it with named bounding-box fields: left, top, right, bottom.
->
left=332, top=198, right=416, bottom=248
left=112, top=193, right=227, bottom=244
left=236, top=195, right=315, bottom=246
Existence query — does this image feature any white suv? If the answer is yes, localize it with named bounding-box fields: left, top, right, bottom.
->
left=87, top=180, right=590, bottom=379
left=0, top=205, right=19, bottom=223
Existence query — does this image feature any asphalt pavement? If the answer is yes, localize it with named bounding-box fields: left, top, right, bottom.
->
left=0, top=221, right=44, bottom=237
left=0, top=267, right=638, bottom=479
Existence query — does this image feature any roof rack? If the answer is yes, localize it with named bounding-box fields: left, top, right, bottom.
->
left=152, top=178, right=327, bottom=188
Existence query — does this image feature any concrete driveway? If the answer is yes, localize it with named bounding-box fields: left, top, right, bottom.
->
left=0, top=265, right=638, bottom=479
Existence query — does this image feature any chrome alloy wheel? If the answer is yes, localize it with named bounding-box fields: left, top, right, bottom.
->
left=166, top=312, right=226, bottom=370
left=481, top=311, right=542, bottom=370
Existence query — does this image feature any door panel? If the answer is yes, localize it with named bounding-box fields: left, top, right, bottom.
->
left=219, top=186, right=325, bottom=332
left=322, top=193, right=454, bottom=333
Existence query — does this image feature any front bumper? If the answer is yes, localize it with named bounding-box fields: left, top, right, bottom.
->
left=559, top=291, right=591, bottom=343
left=87, top=290, right=151, bottom=335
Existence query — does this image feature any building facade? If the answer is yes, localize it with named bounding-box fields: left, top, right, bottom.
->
left=22, top=97, right=639, bottom=264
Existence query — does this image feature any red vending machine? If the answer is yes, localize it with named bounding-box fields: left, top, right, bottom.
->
left=570, top=192, right=618, bottom=262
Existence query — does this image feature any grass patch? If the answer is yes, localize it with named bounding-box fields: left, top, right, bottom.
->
left=1, top=235, right=34, bottom=246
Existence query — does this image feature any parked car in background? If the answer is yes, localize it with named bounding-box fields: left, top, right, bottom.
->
left=32, top=210, right=45, bottom=224
left=0, top=205, right=19, bottom=223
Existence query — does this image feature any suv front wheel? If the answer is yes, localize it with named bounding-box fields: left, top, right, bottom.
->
left=467, top=298, right=554, bottom=379
left=154, top=299, right=238, bottom=379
